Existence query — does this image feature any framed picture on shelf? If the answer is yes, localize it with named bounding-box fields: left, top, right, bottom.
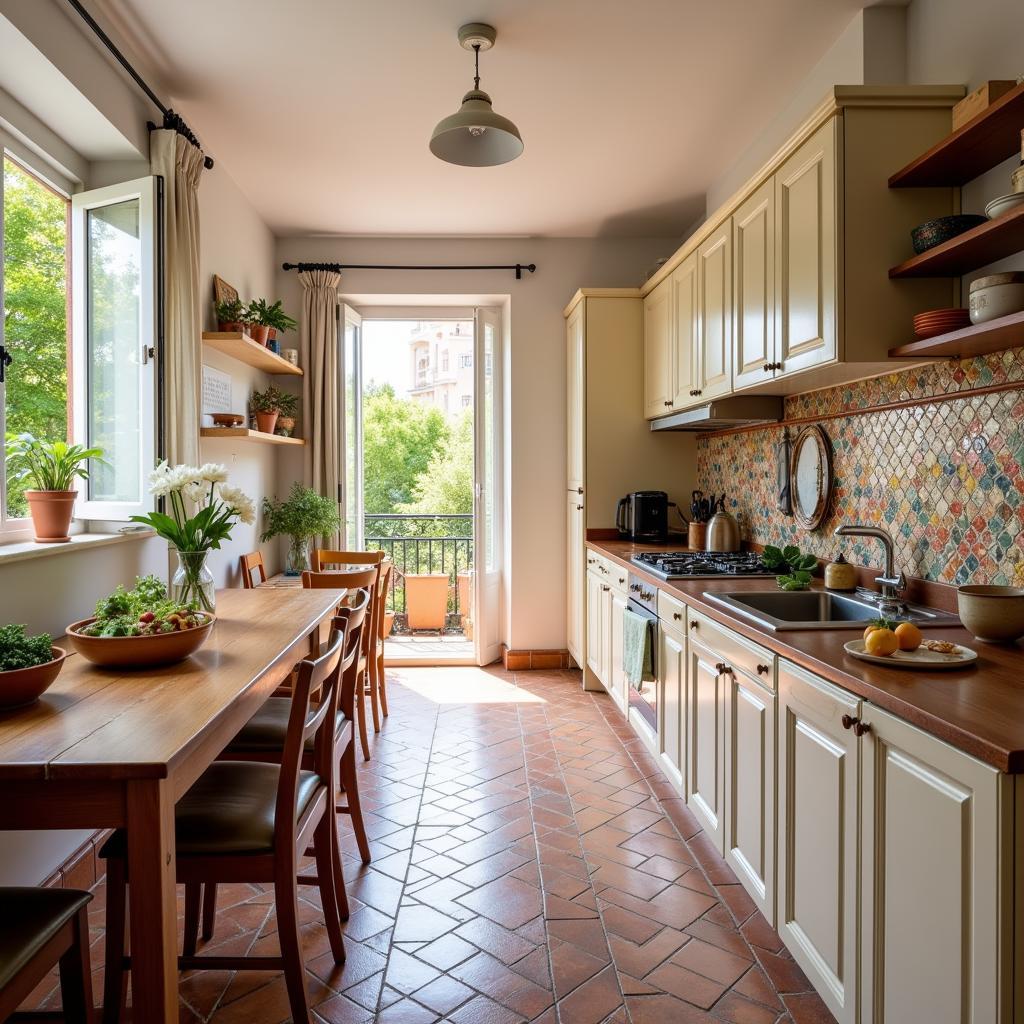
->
left=212, top=275, right=239, bottom=307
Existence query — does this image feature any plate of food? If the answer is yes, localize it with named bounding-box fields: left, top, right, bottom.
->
left=66, top=575, right=214, bottom=668
left=844, top=620, right=976, bottom=669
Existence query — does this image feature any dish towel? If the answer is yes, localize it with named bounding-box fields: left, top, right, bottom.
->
left=622, top=608, right=655, bottom=689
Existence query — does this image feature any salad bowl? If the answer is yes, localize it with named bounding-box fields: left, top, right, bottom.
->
left=66, top=613, right=215, bottom=668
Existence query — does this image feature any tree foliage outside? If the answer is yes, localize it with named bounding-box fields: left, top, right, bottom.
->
left=3, top=158, right=68, bottom=517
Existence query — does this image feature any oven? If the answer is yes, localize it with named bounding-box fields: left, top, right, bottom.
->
left=626, top=574, right=660, bottom=731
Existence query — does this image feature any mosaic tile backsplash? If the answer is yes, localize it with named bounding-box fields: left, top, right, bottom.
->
left=696, top=351, right=1024, bottom=587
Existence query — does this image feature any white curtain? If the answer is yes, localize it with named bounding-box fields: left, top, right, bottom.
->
left=300, top=269, right=343, bottom=547
left=150, top=129, right=203, bottom=467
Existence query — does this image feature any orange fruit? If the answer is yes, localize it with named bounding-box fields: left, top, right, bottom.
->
left=894, top=622, right=923, bottom=652
left=864, top=628, right=898, bottom=657
left=863, top=623, right=881, bottom=641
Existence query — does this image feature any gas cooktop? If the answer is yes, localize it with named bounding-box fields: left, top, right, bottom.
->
left=630, top=550, right=775, bottom=580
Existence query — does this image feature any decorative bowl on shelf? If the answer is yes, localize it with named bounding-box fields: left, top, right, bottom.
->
left=957, top=585, right=1024, bottom=643
left=0, top=647, right=67, bottom=710
left=984, top=192, right=1024, bottom=220
left=210, top=413, right=245, bottom=428
left=65, top=615, right=215, bottom=668
left=910, top=214, right=987, bottom=255
left=968, top=273, right=1024, bottom=325
left=912, top=307, right=971, bottom=338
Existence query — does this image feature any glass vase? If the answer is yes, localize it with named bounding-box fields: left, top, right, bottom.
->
left=285, top=536, right=312, bottom=577
left=171, top=550, right=216, bottom=613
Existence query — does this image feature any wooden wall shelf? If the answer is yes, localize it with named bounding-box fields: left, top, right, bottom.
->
left=200, top=428, right=305, bottom=446
left=889, top=310, right=1024, bottom=360
left=889, top=81, right=1024, bottom=188
left=888, top=206, right=1024, bottom=278
left=201, top=332, right=302, bottom=376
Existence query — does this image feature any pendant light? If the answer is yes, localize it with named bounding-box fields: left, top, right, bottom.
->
left=429, top=23, right=523, bottom=167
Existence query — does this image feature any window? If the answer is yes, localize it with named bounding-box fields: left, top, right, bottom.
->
left=461, top=394, right=472, bottom=408
left=441, top=350, right=449, bottom=371
left=459, top=353, right=472, bottom=369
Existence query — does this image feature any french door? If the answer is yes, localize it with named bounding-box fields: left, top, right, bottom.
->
left=341, top=304, right=363, bottom=548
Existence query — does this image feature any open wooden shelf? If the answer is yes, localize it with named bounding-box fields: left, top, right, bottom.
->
left=889, top=309, right=1024, bottom=359
left=200, top=428, right=305, bottom=446
left=890, top=81, right=1024, bottom=188
left=889, top=205, right=1024, bottom=278
left=201, top=332, right=302, bottom=375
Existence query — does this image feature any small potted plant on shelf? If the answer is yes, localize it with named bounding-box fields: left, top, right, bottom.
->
left=250, top=384, right=284, bottom=435
left=243, top=298, right=272, bottom=346
left=275, top=392, right=300, bottom=437
left=215, top=298, right=246, bottom=333
left=4, top=434, right=105, bottom=543
left=261, top=300, right=298, bottom=348
left=261, top=483, right=342, bottom=576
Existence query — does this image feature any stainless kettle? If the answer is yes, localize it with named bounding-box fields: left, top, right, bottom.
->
left=705, top=499, right=740, bottom=552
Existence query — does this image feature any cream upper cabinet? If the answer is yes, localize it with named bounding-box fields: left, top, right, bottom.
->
left=566, top=301, right=585, bottom=489
left=859, top=703, right=1007, bottom=1024
left=733, top=179, right=776, bottom=391
left=567, top=496, right=584, bottom=665
left=775, top=119, right=838, bottom=377
left=778, top=659, right=859, bottom=1024
left=669, top=253, right=698, bottom=408
left=696, top=221, right=733, bottom=401
left=643, top=281, right=672, bottom=418
left=659, top=621, right=686, bottom=792
left=686, top=635, right=726, bottom=851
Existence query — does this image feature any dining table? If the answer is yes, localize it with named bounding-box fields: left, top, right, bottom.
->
left=0, top=586, right=346, bottom=1023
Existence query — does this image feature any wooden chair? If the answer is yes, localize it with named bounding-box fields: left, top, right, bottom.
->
left=0, top=888, right=94, bottom=1023
left=301, top=568, right=378, bottom=761
left=240, top=551, right=267, bottom=589
left=100, top=623, right=349, bottom=1024
left=197, top=592, right=373, bottom=943
left=312, top=549, right=385, bottom=573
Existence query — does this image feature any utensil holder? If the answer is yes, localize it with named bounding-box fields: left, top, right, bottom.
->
left=688, top=522, right=707, bottom=551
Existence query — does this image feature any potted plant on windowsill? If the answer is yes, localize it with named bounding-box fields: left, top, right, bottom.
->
left=250, top=384, right=284, bottom=435
left=4, top=435, right=105, bottom=543
left=215, top=298, right=246, bottom=333
left=261, top=483, right=341, bottom=576
left=275, top=391, right=299, bottom=438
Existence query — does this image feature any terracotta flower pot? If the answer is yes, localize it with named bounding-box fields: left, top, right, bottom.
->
left=25, top=490, right=76, bottom=543
left=255, top=410, right=279, bottom=434
left=218, top=320, right=244, bottom=333
left=383, top=611, right=395, bottom=637
left=267, top=328, right=278, bottom=343
left=276, top=416, right=296, bottom=437
left=249, top=324, right=270, bottom=346
left=404, top=574, right=450, bottom=631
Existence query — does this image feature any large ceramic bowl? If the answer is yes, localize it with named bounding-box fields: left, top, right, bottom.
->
left=985, top=192, right=1024, bottom=220
left=0, top=647, right=67, bottom=709
left=911, top=214, right=987, bottom=255
left=66, top=615, right=215, bottom=668
left=968, top=273, right=1024, bottom=324
left=957, top=586, right=1024, bottom=643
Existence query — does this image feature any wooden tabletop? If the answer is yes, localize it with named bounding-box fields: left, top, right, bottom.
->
left=0, top=587, right=345, bottom=783
left=590, top=538, right=1024, bottom=773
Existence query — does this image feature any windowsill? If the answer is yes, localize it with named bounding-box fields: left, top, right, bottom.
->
left=0, top=528, right=157, bottom=567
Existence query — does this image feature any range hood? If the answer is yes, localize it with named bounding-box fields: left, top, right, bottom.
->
left=650, top=396, right=783, bottom=432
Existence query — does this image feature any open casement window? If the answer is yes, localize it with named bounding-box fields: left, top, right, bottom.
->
left=341, top=303, right=364, bottom=549
left=71, top=176, right=159, bottom=520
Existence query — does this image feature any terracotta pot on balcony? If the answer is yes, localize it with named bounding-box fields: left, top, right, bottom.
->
left=404, top=574, right=449, bottom=631
left=457, top=570, right=473, bottom=626
left=383, top=611, right=395, bottom=637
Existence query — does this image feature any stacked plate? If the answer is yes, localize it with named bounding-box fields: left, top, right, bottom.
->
left=913, top=307, right=972, bottom=339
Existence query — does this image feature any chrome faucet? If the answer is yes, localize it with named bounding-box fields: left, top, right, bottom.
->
left=833, top=525, right=906, bottom=615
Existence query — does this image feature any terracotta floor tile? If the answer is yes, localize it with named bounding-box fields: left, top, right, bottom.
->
left=711, top=991, right=783, bottom=1023
left=555, top=963, right=623, bottom=1024
left=454, top=917, right=536, bottom=965
left=550, top=940, right=608, bottom=998
left=756, top=949, right=814, bottom=995
left=783, top=991, right=839, bottom=1023
left=414, top=933, right=478, bottom=972
left=646, top=960, right=728, bottom=1009
left=740, top=911, right=787, bottom=955
left=411, top=974, right=475, bottom=1015
left=685, top=917, right=756, bottom=961
left=626, top=992, right=718, bottom=1023
left=732, top=964, right=784, bottom=1011
left=672, top=937, right=752, bottom=986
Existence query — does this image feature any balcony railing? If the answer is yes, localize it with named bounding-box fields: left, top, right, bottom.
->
left=365, top=513, right=473, bottom=630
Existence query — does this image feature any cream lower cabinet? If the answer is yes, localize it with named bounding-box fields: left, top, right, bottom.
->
left=567, top=496, right=584, bottom=665
left=608, top=587, right=628, bottom=714
left=585, top=570, right=605, bottom=682
left=685, top=634, right=726, bottom=850
left=658, top=619, right=686, bottom=792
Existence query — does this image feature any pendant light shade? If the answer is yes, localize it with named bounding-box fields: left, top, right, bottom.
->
left=430, top=24, right=523, bottom=167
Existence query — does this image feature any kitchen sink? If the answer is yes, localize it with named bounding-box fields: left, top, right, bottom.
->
left=703, top=590, right=960, bottom=631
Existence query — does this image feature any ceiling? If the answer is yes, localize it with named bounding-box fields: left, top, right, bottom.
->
left=92, top=0, right=866, bottom=238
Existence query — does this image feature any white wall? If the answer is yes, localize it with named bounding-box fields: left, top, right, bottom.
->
left=273, top=236, right=687, bottom=651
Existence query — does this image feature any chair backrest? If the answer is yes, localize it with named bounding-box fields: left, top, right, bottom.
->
left=313, top=549, right=385, bottom=572
left=375, top=563, right=393, bottom=643
left=240, top=551, right=267, bottom=589
left=276, top=623, right=345, bottom=847
left=301, top=567, right=378, bottom=594
left=333, top=589, right=370, bottom=720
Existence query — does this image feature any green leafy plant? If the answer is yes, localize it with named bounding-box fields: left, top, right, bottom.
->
left=776, top=570, right=814, bottom=591
left=0, top=624, right=55, bottom=671
left=762, top=544, right=818, bottom=591
left=4, top=434, right=104, bottom=491
left=261, top=483, right=341, bottom=545
left=215, top=298, right=245, bottom=323
left=276, top=391, right=299, bottom=418
left=245, top=298, right=297, bottom=332
left=250, top=384, right=285, bottom=414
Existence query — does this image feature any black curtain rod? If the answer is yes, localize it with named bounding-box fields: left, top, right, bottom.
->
left=282, top=261, right=537, bottom=280
left=64, top=0, right=214, bottom=170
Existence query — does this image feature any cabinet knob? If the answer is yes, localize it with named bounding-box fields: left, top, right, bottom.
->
left=601, top=584, right=610, bottom=592
left=773, top=361, right=783, bottom=370
left=619, top=577, right=626, bottom=584
left=756, top=663, right=770, bottom=675
left=715, top=662, right=732, bottom=675
left=577, top=504, right=583, bottom=510
left=841, top=714, right=857, bottom=731
left=664, top=400, right=673, bottom=407
left=689, top=621, right=698, bottom=630
left=577, top=487, right=584, bottom=494
left=695, top=389, right=703, bottom=396
left=853, top=720, right=871, bottom=737
left=673, top=612, right=682, bottom=621
left=762, top=363, right=771, bottom=372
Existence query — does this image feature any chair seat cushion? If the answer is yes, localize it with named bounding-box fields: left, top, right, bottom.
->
left=0, top=887, right=91, bottom=992
left=101, top=763, right=321, bottom=859
left=226, top=697, right=351, bottom=754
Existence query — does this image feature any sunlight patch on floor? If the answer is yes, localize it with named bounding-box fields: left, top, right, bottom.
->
left=388, top=666, right=547, bottom=704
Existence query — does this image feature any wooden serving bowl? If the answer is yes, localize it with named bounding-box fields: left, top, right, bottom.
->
left=0, top=647, right=67, bottom=709
left=65, top=616, right=215, bottom=668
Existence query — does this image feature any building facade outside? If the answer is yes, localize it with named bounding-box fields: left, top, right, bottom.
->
left=407, top=321, right=473, bottom=418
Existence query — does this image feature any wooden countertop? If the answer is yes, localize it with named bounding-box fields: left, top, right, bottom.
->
left=588, top=538, right=1024, bottom=773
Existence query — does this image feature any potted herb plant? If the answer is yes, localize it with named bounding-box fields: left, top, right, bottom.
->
left=4, top=435, right=105, bottom=543
left=243, top=299, right=272, bottom=346
left=275, top=391, right=299, bottom=437
left=0, top=624, right=66, bottom=709
left=215, top=298, right=246, bottom=332
left=261, top=483, right=341, bottom=576
left=261, top=300, right=298, bottom=345
left=250, top=384, right=284, bottom=434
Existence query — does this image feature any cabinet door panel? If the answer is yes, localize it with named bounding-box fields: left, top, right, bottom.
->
left=585, top=571, right=603, bottom=681
left=599, top=583, right=613, bottom=691
left=861, top=703, right=1004, bottom=1024
left=567, top=496, right=584, bottom=665
left=659, top=625, right=685, bottom=792
left=609, top=590, right=628, bottom=714
left=733, top=180, right=775, bottom=391
left=687, top=638, right=725, bottom=850
left=778, top=659, right=858, bottom=1024
left=566, top=302, right=585, bottom=487
left=725, top=670, right=775, bottom=924
left=775, top=120, right=837, bottom=376
left=670, top=253, right=698, bottom=408
left=643, top=282, right=672, bottom=418
left=697, top=222, right=733, bottom=401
